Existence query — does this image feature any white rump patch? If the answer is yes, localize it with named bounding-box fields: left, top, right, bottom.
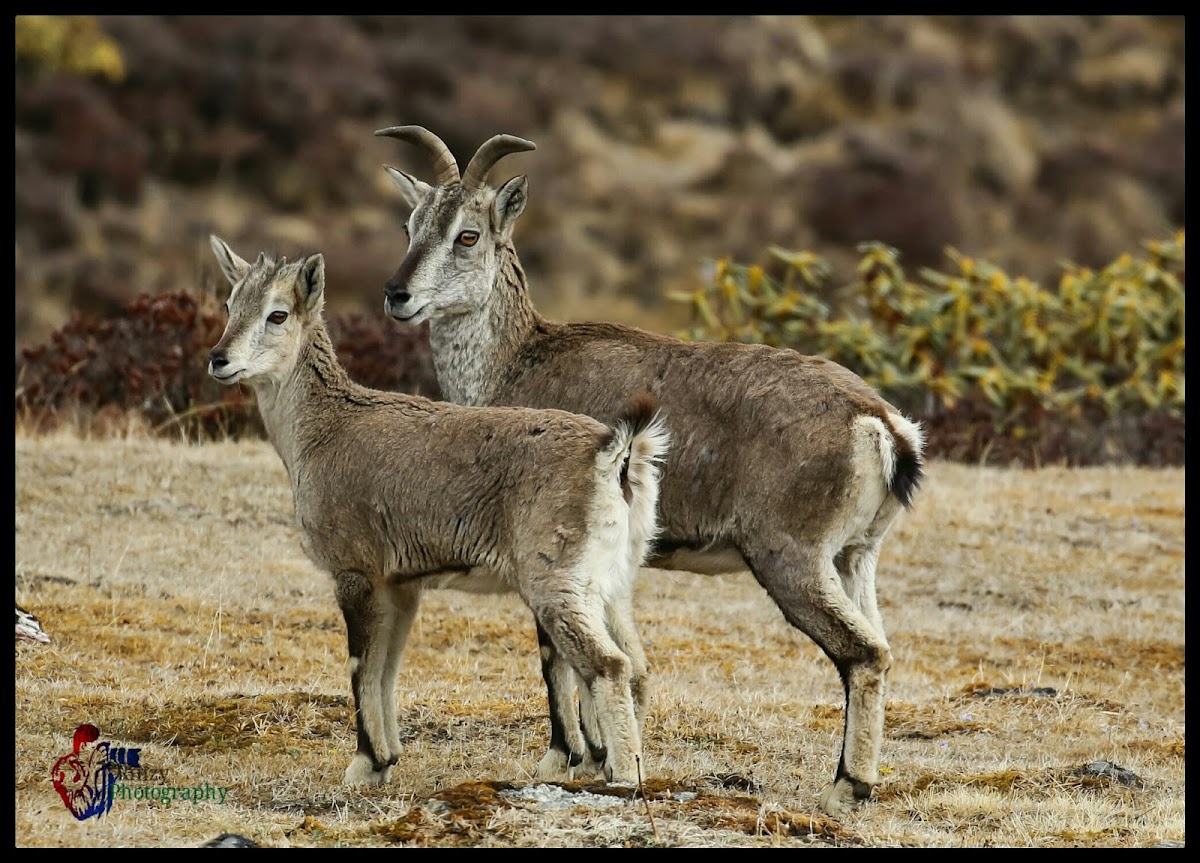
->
left=887, top=410, right=925, bottom=459
left=853, top=416, right=896, bottom=491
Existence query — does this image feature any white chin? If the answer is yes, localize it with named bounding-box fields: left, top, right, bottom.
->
left=388, top=306, right=430, bottom=326
left=209, top=368, right=243, bottom=385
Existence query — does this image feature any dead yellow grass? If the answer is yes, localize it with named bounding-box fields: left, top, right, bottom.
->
left=15, top=428, right=1185, bottom=847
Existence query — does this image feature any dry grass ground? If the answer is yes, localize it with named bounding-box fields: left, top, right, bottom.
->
left=15, top=428, right=1184, bottom=848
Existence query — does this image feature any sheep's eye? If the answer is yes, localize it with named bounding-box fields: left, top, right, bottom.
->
left=267, top=310, right=288, bottom=325
left=457, top=230, right=479, bottom=247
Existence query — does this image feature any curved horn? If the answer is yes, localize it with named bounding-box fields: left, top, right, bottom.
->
left=461, top=134, right=537, bottom=192
left=374, top=125, right=460, bottom=186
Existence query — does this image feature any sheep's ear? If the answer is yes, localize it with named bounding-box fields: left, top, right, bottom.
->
left=492, top=175, right=528, bottom=237
left=384, top=166, right=432, bottom=211
left=209, top=235, right=251, bottom=286
left=298, top=254, right=325, bottom=313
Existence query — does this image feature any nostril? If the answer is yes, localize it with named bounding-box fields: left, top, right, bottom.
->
left=385, top=281, right=410, bottom=305
left=209, top=351, right=228, bottom=369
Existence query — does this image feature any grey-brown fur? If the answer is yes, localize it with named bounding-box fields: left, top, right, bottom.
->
left=207, top=235, right=668, bottom=788
left=375, top=126, right=925, bottom=818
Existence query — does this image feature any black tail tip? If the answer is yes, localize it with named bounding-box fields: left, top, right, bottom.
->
left=890, top=449, right=924, bottom=509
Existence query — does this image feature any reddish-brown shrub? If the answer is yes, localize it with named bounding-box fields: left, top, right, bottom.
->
left=15, top=290, right=440, bottom=441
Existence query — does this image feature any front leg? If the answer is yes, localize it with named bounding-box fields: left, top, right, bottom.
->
left=335, top=570, right=396, bottom=786
left=380, top=583, right=422, bottom=767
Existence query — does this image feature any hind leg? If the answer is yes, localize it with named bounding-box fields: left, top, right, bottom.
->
left=834, top=541, right=894, bottom=801
left=605, top=591, right=650, bottom=734
left=540, top=594, right=646, bottom=780
left=834, top=505, right=899, bottom=643
left=834, top=545, right=886, bottom=643
left=744, top=539, right=892, bottom=819
left=532, top=593, right=641, bottom=784
left=534, top=620, right=592, bottom=779
left=576, top=678, right=607, bottom=776
left=567, top=579, right=649, bottom=778
left=538, top=650, right=606, bottom=779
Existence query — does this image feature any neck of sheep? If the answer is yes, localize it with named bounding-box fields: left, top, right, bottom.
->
left=251, top=322, right=350, bottom=471
left=427, top=243, right=541, bottom=406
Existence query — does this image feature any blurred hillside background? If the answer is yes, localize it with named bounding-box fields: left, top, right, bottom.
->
left=14, top=15, right=1185, bottom=464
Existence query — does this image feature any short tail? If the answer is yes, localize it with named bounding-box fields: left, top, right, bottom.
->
left=883, top=412, right=925, bottom=509
left=598, top=393, right=670, bottom=564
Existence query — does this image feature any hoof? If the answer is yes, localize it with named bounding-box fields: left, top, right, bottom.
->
left=818, top=776, right=873, bottom=819
left=535, top=748, right=573, bottom=781
left=602, top=754, right=640, bottom=786
left=574, top=750, right=604, bottom=779
left=343, top=752, right=391, bottom=787
left=536, top=747, right=603, bottom=780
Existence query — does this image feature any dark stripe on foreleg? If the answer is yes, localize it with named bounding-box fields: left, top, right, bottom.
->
left=337, top=571, right=390, bottom=772
left=538, top=621, right=583, bottom=766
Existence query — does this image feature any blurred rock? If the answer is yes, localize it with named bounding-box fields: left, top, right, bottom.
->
left=954, top=92, right=1039, bottom=198
left=806, top=126, right=964, bottom=271
left=1074, top=44, right=1175, bottom=108
left=13, top=14, right=1186, bottom=350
